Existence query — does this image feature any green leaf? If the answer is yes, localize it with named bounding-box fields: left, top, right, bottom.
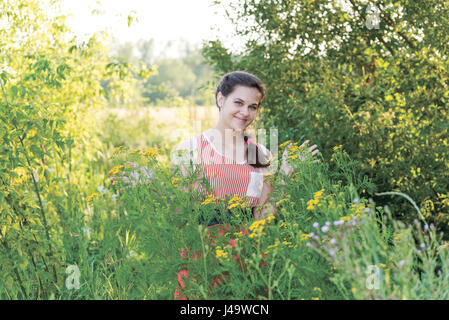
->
left=29, top=144, right=43, bottom=159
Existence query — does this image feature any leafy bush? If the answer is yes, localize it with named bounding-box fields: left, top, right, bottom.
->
left=202, top=0, right=449, bottom=233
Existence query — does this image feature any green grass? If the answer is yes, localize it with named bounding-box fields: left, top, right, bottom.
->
left=1, top=106, right=448, bottom=300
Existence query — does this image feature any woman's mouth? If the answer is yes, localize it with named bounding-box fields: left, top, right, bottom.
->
left=234, top=116, right=247, bottom=123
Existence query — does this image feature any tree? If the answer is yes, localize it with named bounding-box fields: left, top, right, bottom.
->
left=0, top=0, right=141, bottom=296
left=202, top=0, right=449, bottom=231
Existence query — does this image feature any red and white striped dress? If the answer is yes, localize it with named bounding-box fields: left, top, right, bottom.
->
left=172, top=132, right=273, bottom=300
left=172, top=132, right=272, bottom=208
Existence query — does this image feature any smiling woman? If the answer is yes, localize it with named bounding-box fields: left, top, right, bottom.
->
left=170, top=71, right=321, bottom=300
left=172, top=71, right=273, bottom=219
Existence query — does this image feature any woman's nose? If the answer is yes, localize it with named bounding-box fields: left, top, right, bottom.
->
left=240, top=106, right=250, bottom=116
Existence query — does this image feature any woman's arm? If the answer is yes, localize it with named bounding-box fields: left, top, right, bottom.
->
left=252, top=139, right=321, bottom=220
left=278, top=139, right=321, bottom=186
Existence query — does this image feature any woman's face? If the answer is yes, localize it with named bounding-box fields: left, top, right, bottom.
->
left=216, top=85, right=262, bottom=132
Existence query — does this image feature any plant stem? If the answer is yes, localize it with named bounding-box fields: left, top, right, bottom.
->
left=374, top=191, right=427, bottom=222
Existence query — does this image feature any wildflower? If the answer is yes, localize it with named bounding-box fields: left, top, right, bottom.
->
left=142, top=147, right=158, bottom=158
left=279, top=140, right=292, bottom=149
left=307, top=189, right=325, bottom=210
left=86, top=193, right=99, bottom=202
left=339, top=215, right=352, bottom=222
left=276, top=198, right=289, bottom=207
left=307, top=198, right=319, bottom=210
left=113, top=146, right=124, bottom=154
left=228, top=194, right=245, bottom=209
left=420, top=243, right=426, bottom=249
left=333, top=145, right=342, bottom=151
left=215, top=248, right=229, bottom=261
left=321, top=226, right=329, bottom=233
left=125, top=161, right=138, bottom=168
left=301, top=233, right=312, bottom=241
left=353, top=198, right=359, bottom=204
left=380, top=263, right=386, bottom=268
left=201, top=195, right=215, bottom=206
left=126, top=250, right=135, bottom=259
left=108, top=165, right=124, bottom=176
left=330, top=238, right=336, bottom=245
left=97, top=185, right=109, bottom=194
left=394, top=233, right=402, bottom=241
left=313, top=287, right=321, bottom=292
left=334, top=220, right=344, bottom=226
left=267, top=240, right=280, bottom=250
left=399, top=260, right=405, bottom=267
left=314, top=189, right=325, bottom=198
left=249, top=218, right=266, bottom=237
left=130, top=148, right=141, bottom=155
left=171, top=177, right=181, bottom=186
left=288, top=145, right=301, bottom=155
left=111, top=194, right=118, bottom=201
left=313, top=222, right=319, bottom=229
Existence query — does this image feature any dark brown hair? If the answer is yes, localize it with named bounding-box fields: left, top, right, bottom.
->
left=215, top=71, right=270, bottom=168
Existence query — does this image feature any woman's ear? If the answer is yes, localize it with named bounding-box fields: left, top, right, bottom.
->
left=217, top=91, right=224, bottom=108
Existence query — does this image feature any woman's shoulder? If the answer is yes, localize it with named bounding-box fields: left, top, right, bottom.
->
left=175, top=136, right=198, bottom=152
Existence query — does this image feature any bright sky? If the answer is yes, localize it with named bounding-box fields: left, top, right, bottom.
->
left=55, top=0, right=240, bottom=57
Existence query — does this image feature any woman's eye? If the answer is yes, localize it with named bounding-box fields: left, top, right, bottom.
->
left=250, top=106, right=257, bottom=110
left=235, top=101, right=243, bottom=105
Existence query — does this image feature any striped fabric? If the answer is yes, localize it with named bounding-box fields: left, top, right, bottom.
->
left=174, top=132, right=272, bottom=208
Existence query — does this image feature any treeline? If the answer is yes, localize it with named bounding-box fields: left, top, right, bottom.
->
left=109, top=39, right=217, bottom=107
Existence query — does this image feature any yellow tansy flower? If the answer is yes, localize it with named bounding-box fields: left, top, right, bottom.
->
left=86, top=193, right=99, bottom=202
left=108, top=165, right=124, bottom=176
left=215, top=247, right=229, bottom=261
left=300, top=233, right=311, bottom=241
left=280, top=140, right=292, bottom=149
left=142, top=148, right=157, bottom=158
left=201, top=195, right=215, bottom=206
left=333, top=145, right=342, bottom=151
left=171, top=177, right=180, bottom=186
left=113, top=146, right=124, bottom=154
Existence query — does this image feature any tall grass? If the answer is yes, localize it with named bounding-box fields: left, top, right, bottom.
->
left=2, top=106, right=448, bottom=299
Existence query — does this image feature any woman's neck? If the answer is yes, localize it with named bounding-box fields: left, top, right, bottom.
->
left=210, top=125, right=245, bottom=146
left=205, top=125, right=248, bottom=162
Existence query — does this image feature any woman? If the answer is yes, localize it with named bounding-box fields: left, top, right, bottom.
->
left=171, top=71, right=320, bottom=299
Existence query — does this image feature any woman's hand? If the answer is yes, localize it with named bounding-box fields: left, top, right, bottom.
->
left=280, top=139, right=320, bottom=177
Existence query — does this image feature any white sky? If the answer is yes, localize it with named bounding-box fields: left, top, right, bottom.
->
left=54, top=0, right=240, bottom=57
